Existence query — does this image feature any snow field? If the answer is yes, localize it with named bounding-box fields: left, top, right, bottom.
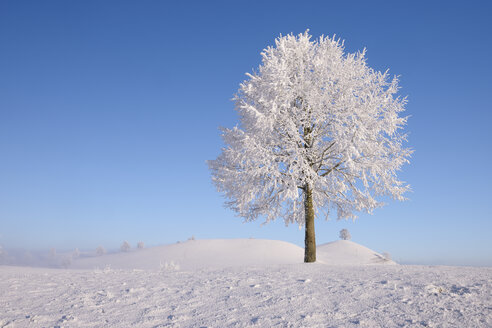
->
left=1, top=240, right=490, bottom=327
left=0, top=264, right=490, bottom=327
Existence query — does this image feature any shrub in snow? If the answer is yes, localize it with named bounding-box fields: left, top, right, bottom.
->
left=188, top=235, right=195, bottom=241
left=382, top=252, right=392, bottom=261
left=96, top=246, right=106, bottom=256
left=339, top=229, right=351, bottom=240
left=137, top=242, right=144, bottom=249
left=160, top=261, right=180, bottom=271
left=208, top=30, right=411, bottom=263
left=120, top=241, right=131, bottom=252
left=94, top=265, right=112, bottom=274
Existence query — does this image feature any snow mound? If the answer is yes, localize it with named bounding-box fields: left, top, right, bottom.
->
left=71, top=239, right=304, bottom=271
left=316, top=240, right=396, bottom=265
left=71, top=239, right=395, bottom=271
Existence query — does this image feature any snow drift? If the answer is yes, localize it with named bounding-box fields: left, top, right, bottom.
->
left=71, top=239, right=394, bottom=270
left=316, top=240, right=396, bottom=265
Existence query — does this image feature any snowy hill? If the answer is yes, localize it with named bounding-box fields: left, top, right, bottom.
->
left=71, top=239, right=304, bottom=270
left=316, top=240, right=396, bottom=265
left=71, top=239, right=394, bottom=270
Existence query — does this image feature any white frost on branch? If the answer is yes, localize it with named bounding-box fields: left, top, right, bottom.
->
left=209, top=30, right=411, bottom=226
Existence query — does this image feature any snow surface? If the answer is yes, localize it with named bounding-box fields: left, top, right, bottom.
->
left=71, top=239, right=305, bottom=271
left=69, top=239, right=394, bottom=270
left=1, top=239, right=491, bottom=327
left=317, top=240, right=396, bottom=265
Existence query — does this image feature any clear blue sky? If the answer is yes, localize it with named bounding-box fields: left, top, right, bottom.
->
left=1, top=1, right=491, bottom=266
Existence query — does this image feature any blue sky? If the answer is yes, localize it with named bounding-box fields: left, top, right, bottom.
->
left=1, top=1, right=491, bottom=266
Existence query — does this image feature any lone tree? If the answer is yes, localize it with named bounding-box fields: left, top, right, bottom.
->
left=96, top=245, right=106, bottom=256
left=339, top=229, right=351, bottom=240
left=120, top=241, right=131, bottom=252
left=209, top=31, right=411, bottom=263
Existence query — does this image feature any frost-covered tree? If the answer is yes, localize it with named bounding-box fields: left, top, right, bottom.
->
left=137, top=242, right=145, bottom=249
left=208, top=31, right=411, bottom=263
left=339, top=229, right=351, bottom=240
left=73, top=248, right=80, bottom=258
left=120, top=241, right=131, bottom=252
left=96, top=246, right=106, bottom=256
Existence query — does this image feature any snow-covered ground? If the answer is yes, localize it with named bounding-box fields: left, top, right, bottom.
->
left=1, top=239, right=490, bottom=327
left=69, top=239, right=395, bottom=271
left=71, top=239, right=306, bottom=271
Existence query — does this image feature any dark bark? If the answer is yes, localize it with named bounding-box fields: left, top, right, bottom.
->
left=304, top=184, right=316, bottom=262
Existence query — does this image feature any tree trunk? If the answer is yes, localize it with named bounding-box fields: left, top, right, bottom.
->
left=304, top=184, right=316, bottom=262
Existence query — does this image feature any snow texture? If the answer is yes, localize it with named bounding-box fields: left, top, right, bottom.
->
left=209, top=31, right=412, bottom=226
left=1, top=239, right=490, bottom=327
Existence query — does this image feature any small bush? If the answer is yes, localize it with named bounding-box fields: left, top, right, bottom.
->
left=160, top=261, right=180, bottom=271
left=96, top=246, right=106, bottom=256
left=339, top=229, right=351, bottom=240
left=120, top=241, right=131, bottom=252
